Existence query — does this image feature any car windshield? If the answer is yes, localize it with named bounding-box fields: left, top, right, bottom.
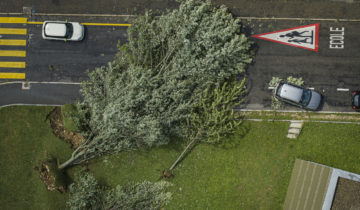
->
left=276, top=83, right=283, bottom=96
left=354, top=95, right=360, bottom=107
left=300, top=89, right=312, bottom=106
left=65, top=23, right=73, bottom=38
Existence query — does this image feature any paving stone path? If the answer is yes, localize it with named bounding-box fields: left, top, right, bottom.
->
left=287, top=120, right=303, bottom=139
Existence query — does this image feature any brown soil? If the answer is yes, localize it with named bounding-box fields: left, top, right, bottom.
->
left=33, top=107, right=86, bottom=193
left=331, top=178, right=360, bottom=210
left=34, top=158, right=66, bottom=193
left=47, top=107, right=85, bottom=149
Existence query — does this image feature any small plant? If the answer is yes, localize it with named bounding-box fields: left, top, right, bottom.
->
left=268, top=76, right=305, bottom=117
left=268, top=77, right=281, bottom=88
left=286, top=76, right=304, bottom=86
left=269, top=77, right=284, bottom=117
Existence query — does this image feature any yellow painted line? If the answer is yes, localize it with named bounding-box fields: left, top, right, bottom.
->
left=0, top=50, right=26, bottom=57
left=0, top=28, right=27, bottom=35
left=82, top=23, right=131, bottom=26
left=0, top=17, right=27, bottom=24
left=0, top=62, right=25, bottom=68
left=26, top=21, right=131, bottom=26
left=27, top=21, right=43, bottom=24
left=0, top=39, right=26, bottom=46
left=0, top=72, right=25, bottom=79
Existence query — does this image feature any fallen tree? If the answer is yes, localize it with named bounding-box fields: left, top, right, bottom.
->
left=59, top=0, right=253, bottom=169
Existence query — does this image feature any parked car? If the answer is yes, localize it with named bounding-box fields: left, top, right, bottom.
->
left=351, top=91, right=360, bottom=111
left=42, top=21, right=84, bottom=41
left=274, top=81, right=322, bottom=111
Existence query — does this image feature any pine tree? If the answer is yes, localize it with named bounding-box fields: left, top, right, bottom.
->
left=169, top=78, right=247, bottom=171
left=59, top=0, right=253, bottom=169
left=67, top=172, right=172, bottom=210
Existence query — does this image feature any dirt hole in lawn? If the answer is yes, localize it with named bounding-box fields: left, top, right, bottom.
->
left=34, top=155, right=70, bottom=193
left=34, top=107, right=86, bottom=192
left=47, top=107, right=85, bottom=149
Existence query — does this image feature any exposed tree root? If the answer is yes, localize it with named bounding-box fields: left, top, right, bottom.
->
left=47, top=107, right=85, bottom=149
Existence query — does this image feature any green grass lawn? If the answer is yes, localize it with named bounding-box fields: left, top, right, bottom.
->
left=89, top=120, right=360, bottom=209
left=242, top=110, right=360, bottom=122
left=0, top=106, right=72, bottom=210
left=1, top=106, right=360, bottom=209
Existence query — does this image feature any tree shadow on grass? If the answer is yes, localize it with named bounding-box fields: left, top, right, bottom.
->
left=215, top=120, right=251, bottom=150
left=129, top=135, right=187, bottom=177
left=35, top=155, right=73, bottom=193
left=138, top=135, right=187, bottom=158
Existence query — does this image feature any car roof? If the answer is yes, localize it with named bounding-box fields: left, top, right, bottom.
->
left=279, top=83, right=303, bottom=103
left=44, top=22, right=67, bottom=37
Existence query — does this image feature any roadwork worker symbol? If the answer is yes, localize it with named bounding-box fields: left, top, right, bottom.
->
left=252, top=24, right=319, bottom=52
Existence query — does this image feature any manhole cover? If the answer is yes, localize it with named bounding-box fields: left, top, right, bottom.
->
left=23, top=7, right=32, bottom=15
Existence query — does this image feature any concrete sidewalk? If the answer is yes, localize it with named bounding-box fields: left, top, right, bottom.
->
left=1, top=0, right=360, bottom=20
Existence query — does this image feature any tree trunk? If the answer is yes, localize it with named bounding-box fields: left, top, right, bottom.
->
left=58, top=137, right=92, bottom=170
left=169, top=138, right=198, bottom=171
left=58, top=149, right=86, bottom=169
left=58, top=156, right=78, bottom=170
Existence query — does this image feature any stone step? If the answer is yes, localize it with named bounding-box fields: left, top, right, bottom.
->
left=290, top=121, right=303, bottom=129
left=287, top=133, right=297, bottom=139
left=286, top=120, right=304, bottom=139
left=288, top=128, right=301, bottom=135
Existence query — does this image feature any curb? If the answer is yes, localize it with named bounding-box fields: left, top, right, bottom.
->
left=0, top=103, right=62, bottom=109
left=0, top=81, right=81, bottom=86
left=245, top=118, right=360, bottom=125
left=238, top=109, right=360, bottom=114
left=1, top=12, right=360, bottom=22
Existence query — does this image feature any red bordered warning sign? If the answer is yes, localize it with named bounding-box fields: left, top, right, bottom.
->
left=251, top=23, right=319, bottom=52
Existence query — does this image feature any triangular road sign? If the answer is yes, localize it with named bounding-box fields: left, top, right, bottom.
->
left=252, top=23, right=319, bottom=52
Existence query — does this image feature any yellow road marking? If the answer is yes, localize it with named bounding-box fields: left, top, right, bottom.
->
left=0, top=17, right=27, bottom=24
left=27, top=21, right=43, bottom=24
left=0, top=28, right=27, bottom=35
left=27, top=21, right=131, bottom=26
left=0, top=62, right=25, bottom=68
left=82, top=23, right=131, bottom=26
left=0, top=39, right=26, bottom=46
left=0, top=72, right=25, bottom=79
left=0, top=50, right=26, bottom=57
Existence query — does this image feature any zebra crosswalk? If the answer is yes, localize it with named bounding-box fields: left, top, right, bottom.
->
left=0, top=17, right=27, bottom=80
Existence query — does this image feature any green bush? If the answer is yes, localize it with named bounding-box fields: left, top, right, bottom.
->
left=67, top=173, right=172, bottom=210
left=67, top=172, right=101, bottom=210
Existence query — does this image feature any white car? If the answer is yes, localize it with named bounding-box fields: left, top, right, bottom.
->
left=42, top=21, right=84, bottom=41
left=274, top=81, right=322, bottom=111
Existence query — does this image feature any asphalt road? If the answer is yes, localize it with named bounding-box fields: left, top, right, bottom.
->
left=243, top=20, right=360, bottom=112
left=26, top=16, right=129, bottom=82
left=0, top=14, right=359, bottom=112
left=0, top=82, right=81, bottom=107
left=1, top=0, right=360, bottom=19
